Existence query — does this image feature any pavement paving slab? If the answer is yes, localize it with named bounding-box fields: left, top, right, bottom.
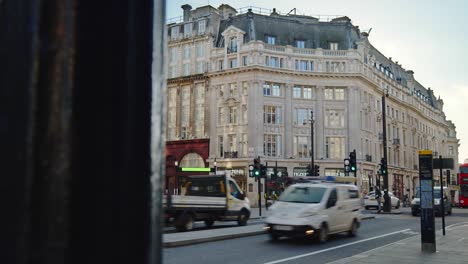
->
left=327, top=222, right=468, bottom=264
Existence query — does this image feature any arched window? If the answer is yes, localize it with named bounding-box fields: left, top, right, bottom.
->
left=180, top=153, right=205, bottom=167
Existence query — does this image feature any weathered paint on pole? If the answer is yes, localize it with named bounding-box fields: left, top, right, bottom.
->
left=150, top=0, right=167, bottom=263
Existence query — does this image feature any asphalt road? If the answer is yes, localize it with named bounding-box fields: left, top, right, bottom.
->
left=163, top=207, right=468, bottom=264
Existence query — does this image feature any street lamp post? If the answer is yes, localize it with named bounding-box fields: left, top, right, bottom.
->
left=381, top=90, right=391, bottom=212
left=174, top=160, right=179, bottom=195
left=310, top=111, right=314, bottom=175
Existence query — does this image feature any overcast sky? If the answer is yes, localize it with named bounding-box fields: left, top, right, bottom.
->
left=166, top=0, right=468, bottom=163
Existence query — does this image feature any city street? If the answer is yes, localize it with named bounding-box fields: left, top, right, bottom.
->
left=164, top=207, right=468, bottom=264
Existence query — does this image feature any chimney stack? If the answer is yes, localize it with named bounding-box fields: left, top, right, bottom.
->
left=181, top=4, right=192, bottom=22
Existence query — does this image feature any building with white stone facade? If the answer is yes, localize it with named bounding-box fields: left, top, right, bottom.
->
left=165, top=4, right=459, bottom=206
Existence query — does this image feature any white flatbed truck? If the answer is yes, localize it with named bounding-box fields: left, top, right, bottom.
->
left=164, top=174, right=251, bottom=232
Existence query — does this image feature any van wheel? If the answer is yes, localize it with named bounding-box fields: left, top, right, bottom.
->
left=269, top=233, right=280, bottom=241
left=395, top=201, right=400, bottom=209
left=348, top=220, right=358, bottom=237
left=175, top=214, right=195, bottom=232
left=317, top=224, right=328, bottom=243
left=204, top=219, right=214, bottom=227
left=237, top=210, right=249, bottom=226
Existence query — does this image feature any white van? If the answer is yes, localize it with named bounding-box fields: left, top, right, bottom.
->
left=264, top=182, right=361, bottom=242
left=411, top=186, right=452, bottom=216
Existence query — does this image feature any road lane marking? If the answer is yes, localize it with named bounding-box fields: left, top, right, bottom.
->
left=263, top=229, right=411, bottom=264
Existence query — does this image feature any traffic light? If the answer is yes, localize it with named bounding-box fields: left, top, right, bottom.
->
left=380, top=158, right=387, bottom=175
left=260, top=164, right=267, bottom=178
left=378, top=158, right=387, bottom=176
left=344, top=158, right=351, bottom=173
left=314, top=165, right=320, bottom=176
left=252, top=157, right=261, bottom=178
left=349, top=150, right=357, bottom=172
left=381, top=159, right=387, bottom=175
left=306, top=164, right=313, bottom=176
left=272, top=167, right=278, bottom=181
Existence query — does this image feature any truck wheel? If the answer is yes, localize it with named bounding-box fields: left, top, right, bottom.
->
left=175, top=214, right=195, bottom=232
left=204, top=219, right=214, bottom=227
left=237, top=210, right=249, bottom=226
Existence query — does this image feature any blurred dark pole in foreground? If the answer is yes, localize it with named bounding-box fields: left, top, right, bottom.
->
left=0, top=0, right=164, bottom=263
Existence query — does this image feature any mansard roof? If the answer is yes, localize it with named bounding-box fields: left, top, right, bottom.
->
left=194, top=7, right=439, bottom=110
left=216, top=12, right=361, bottom=50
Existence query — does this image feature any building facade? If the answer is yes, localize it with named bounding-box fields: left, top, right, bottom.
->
left=165, top=4, right=459, bottom=205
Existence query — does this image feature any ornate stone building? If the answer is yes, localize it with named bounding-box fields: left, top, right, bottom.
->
left=165, top=4, right=459, bottom=205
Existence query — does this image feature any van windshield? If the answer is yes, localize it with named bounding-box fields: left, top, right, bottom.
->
left=415, top=189, right=443, bottom=199
left=278, top=186, right=326, bottom=203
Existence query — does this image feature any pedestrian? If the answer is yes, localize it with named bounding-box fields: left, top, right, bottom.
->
left=375, top=186, right=382, bottom=213
left=403, top=193, right=409, bottom=207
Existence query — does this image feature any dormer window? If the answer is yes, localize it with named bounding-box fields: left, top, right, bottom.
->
left=329, top=42, right=338, bottom=50
left=170, top=26, right=179, bottom=40
left=266, top=35, right=276, bottom=45
left=183, top=23, right=192, bottom=38
left=198, top=20, right=206, bottom=35
left=296, top=40, right=305, bottom=48
left=229, top=37, right=238, bottom=53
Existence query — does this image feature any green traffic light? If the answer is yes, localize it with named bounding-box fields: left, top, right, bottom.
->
left=351, top=166, right=356, bottom=171
left=254, top=171, right=260, bottom=176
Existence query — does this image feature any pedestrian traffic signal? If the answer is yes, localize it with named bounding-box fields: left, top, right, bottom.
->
left=344, top=158, right=351, bottom=173
left=248, top=164, right=255, bottom=177
left=349, top=150, right=357, bottom=172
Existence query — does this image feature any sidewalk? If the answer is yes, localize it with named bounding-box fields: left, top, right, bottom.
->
left=329, top=222, right=468, bottom=264
left=249, top=206, right=272, bottom=219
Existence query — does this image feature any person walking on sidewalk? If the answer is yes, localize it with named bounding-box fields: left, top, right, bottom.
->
left=375, top=186, right=382, bottom=213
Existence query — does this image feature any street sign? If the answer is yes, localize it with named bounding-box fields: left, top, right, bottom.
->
left=419, top=150, right=435, bottom=253
left=433, top=158, right=454, bottom=169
